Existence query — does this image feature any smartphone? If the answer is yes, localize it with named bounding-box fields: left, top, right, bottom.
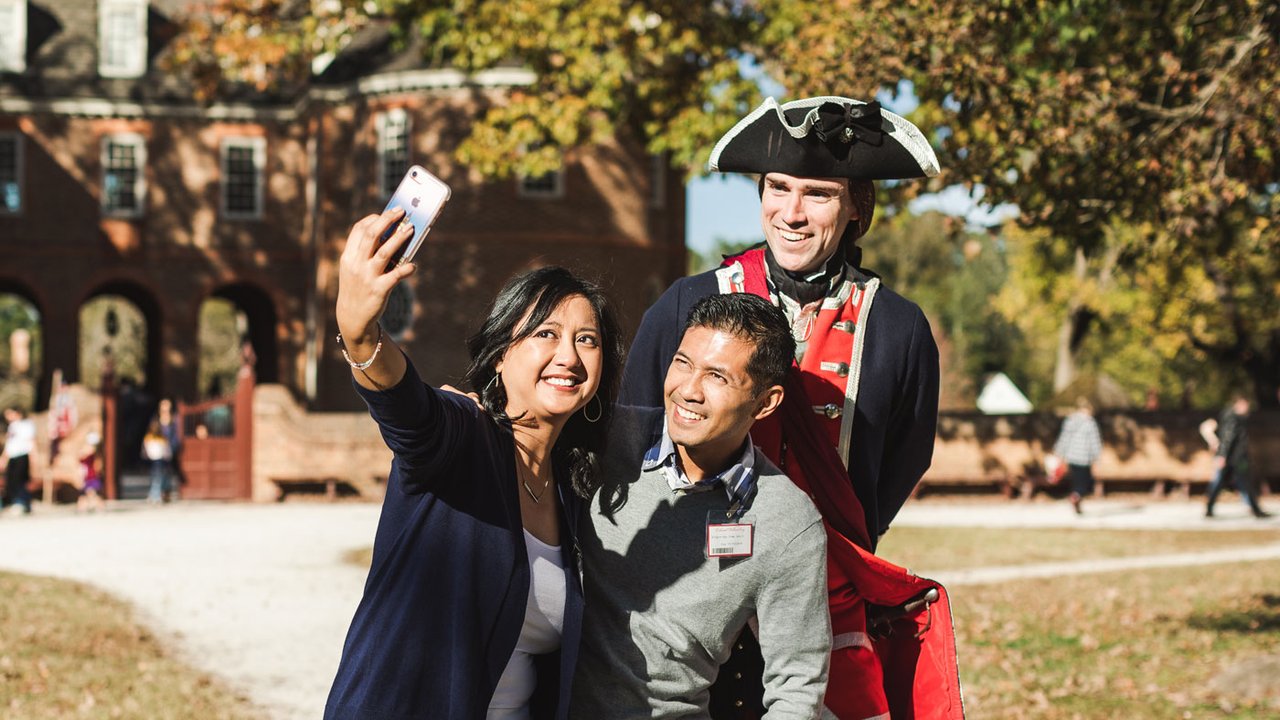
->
left=380, top=165, right=451, bottom=269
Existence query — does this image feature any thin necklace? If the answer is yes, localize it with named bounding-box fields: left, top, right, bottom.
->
left=520, top=464, right=552, bottom=504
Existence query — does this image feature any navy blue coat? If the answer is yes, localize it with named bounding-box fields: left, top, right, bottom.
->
left=325, top=360, right=585, bottom=720
left=619, top=268, right=939, bottom=545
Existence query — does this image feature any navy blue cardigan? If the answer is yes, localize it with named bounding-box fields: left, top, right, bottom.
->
left=325, top=360, right=585, bottom=720
left=619, top=268, right=939, bottom=546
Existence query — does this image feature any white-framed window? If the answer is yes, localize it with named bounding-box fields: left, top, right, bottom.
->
left=101, top=133, right=146, bottom=217
left=0, top=0, right=27, bottom=73
left=0, top=132, right=21, bottom=215
left=376, top=109, right=411, bottom=200
left=99, top=0, right=147, bottom=79
left=518, top=170, right=563, bottom=199
left=220, top=137, right=266, bottom=220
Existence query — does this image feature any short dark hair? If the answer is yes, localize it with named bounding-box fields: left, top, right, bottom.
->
left=682, top=294, right=794, bottom=391
left=464, top=266, right=623, bottom=499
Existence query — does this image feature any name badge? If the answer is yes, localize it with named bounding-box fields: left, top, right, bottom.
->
left=706, top=522, right=753, bottom=558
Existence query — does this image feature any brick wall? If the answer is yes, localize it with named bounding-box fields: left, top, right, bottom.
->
left=1, top=90, right=686, bottom=411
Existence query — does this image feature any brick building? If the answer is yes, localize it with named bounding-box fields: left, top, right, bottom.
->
left=0, top=0, right=686, bottom=412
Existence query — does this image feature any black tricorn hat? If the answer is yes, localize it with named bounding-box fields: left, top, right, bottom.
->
left=708, top=96, right=940, bottom=181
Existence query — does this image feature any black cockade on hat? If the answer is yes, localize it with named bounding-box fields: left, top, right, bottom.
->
left=813, top=101, right=885, bottom=147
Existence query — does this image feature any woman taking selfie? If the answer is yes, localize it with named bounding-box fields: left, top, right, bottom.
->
left=324, top=207, right=622, bottom=720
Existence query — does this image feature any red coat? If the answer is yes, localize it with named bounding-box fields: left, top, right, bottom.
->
left=719, top=249, right=964, bottom=719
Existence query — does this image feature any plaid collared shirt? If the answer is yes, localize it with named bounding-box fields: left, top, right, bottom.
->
left=1053, top=411, right=1102, bottom=466
left=642, top=419, right=758, bottom=521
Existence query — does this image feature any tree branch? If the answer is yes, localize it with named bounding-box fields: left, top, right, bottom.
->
left=1133, top=22, right=1267, bottom=122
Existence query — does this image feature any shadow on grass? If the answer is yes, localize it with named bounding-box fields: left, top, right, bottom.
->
left=1188, top=593, right=1280, bottom=634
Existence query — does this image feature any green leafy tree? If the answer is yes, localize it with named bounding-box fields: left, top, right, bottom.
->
left=170, top=0, right=765, bottom=177
left=997, top=221, right=1255, bottom=408
left=79, top=298, right=147, bottom=391
left=198, top=299, right=248, bottom=399
left=779, top=0, right=1280, bottom=404
left=166, top=0, right=372, bottom=100
left=865, top=211, right=1022, bottom=406
left=0, top=295, right=42, bottom=411
left=170, top=0, right=1280, bottom=404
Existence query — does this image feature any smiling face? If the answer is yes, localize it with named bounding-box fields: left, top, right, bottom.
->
left=497, top=294, right=603, bottom=425
left=663, top=326, right=782, bottom=479
left=760, top=172, right=855, bottom=274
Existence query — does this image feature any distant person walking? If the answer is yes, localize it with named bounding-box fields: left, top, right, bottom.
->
left=1054, top=398, right=1103, bottom=515
left=142, top=421, right=174, bottom=504
left=1205, top=394, right=1271, bottom=519
left=155, top=399, right=183, bottom=500
left=1, top=407, right=37, bottom=515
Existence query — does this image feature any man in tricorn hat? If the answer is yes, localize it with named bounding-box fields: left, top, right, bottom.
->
left=620, top=96, right=964, bottom=719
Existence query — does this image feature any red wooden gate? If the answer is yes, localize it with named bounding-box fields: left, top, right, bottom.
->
left=177, top=369, right=254, bottom=500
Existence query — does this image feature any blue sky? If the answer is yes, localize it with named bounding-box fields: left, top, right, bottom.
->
left=683, top=81, right=1018, bottom=254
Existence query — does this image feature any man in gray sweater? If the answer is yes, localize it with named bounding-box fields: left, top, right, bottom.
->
left=572, top=294, right=830, bottom=719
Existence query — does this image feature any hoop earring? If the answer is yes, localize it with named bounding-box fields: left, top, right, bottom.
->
left=484, top=373, right=502, bottom=394
left=582, top=394, right=602, bottom=423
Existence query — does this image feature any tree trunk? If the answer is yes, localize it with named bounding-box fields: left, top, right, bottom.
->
left=1244, top=329, right=1280, bottom=409
left=1053, top=313, right=1076, bottom=394
left=1052, top=247, right=1090, bottom=393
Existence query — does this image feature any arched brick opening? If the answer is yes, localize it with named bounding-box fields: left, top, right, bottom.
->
left=212, top=282, right=279, bottom=384
left=0, top=278, right=45, bottom=410
left=81, top=281, right=163, bottom=398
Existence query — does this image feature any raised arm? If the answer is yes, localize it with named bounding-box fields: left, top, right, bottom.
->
left=336, top=208, right=471, bottom=478
left=335, top=207, right=418, bottom=391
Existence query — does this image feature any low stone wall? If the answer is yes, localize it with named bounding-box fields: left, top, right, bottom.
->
left=249, top=397, right=1280, bottom=502
left=251, top=385, right=391, bottom=502
left=922, top=410, right=1280, bottom=497
left=28, top=384, right=1273, bottom=503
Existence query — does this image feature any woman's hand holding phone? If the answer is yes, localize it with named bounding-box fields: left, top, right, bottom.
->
left=335, top=207, right=415, bottom=389
left=380, top=165, right=451, bottom=270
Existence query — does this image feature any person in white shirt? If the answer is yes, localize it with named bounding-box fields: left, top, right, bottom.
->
left=2, top=407, right=37, bottom=514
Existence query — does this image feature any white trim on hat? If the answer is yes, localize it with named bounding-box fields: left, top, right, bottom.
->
left=707, top=97, right=781, bottom=172
left=707, top=95, right=941, bottom=178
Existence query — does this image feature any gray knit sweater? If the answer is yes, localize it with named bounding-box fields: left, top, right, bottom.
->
left=571, top=407, right=830, bottom=719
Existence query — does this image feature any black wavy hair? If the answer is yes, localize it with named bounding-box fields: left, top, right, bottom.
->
left=683, top=293, right=795, bottom=391
left=463, top=266, right=623, bottom=499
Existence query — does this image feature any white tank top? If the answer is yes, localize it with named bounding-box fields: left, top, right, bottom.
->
left=486, top=529, right=567, bottom=719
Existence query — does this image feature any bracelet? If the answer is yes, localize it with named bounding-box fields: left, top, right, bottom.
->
left=337, top=324, right=383, bottom=371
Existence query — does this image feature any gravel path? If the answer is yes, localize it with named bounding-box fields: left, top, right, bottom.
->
left=0, top=502, right=380, bottom=720
left=893, top=497, right=1280, bottom=586
left=925, top=540, right=1280, bottom=587
left=0, top=497, right=1275, bottom=718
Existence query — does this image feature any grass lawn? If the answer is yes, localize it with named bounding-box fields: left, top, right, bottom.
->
left=342, top=524, right=1280, bottom=716
left=950, top=559, right=1280, bottom=718
left=877, top=526, right=1280, bottom=573
left=0, top=572, right=263, bottom=720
